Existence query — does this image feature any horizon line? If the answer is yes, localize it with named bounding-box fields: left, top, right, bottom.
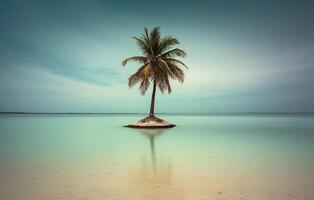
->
left=1, top=112, right=314, bottom=115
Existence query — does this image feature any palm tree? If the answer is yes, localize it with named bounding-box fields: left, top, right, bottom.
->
left=122, top=27, right=187, bottom=120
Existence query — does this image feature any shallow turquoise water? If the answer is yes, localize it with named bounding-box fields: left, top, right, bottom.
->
left=0, top=114, right=314, bottom=200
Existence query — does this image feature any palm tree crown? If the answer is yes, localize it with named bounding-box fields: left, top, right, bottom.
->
left=122, top=27, right=187, bottom=117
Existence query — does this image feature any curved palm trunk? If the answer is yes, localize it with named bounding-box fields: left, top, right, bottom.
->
left=149, top=81, right=157, bottom=117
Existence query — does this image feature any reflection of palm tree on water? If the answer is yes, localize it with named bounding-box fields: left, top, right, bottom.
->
left=140, top=129, right=162, bottom=172
left=128, top=129, right=184, bottom=200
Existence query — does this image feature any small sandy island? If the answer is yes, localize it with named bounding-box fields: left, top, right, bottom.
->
left=124, top=116, right=175, bottom=129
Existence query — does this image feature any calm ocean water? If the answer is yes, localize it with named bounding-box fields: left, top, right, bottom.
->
left=0, top=114, right=314, bottom=200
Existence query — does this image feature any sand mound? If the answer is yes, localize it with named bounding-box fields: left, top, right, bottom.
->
left=124, top=116, right=175, bottom=128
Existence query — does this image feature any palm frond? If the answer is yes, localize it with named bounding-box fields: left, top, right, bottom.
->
left=158, top=80, right=166, bottom=93
left=143, top=27, right=154, bottom=56
left=157, top=76, right=172, bottom=94
left=167, top=62, right=185, bottom=83
left=165, top=76, right=172, bottom=93
left=159, top=36, right=179, bottom=53
left=161, top=48, right=186, bottom=58
left=165, top=58, right=188, bottom=69
left=139, top=78, right=150, bottom=95
left=132, top=36, right=150, bottom=55
left=157, top=58, right=175, bottom=78
left=128, top=63, right=151, bottom=87
left=150, top=27, right=161, bottom=55
left=128, top=73, right=141, bottom=88
left=144, top=27, right=150, bottom=39
left=122, top=56, right=148, bottom=66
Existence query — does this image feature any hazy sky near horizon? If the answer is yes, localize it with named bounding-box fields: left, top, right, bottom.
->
left=0, top=0, right=314, bottom=113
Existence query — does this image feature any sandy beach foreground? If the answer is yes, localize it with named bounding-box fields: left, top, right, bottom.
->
left=2, top=163, right=313, bottom=200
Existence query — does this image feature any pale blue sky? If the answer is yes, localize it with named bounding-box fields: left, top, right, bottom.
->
left=0, top=0, right=314, bottom=113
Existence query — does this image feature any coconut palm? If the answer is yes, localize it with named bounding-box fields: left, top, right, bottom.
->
left=122, top=27, right=187, bottom=119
